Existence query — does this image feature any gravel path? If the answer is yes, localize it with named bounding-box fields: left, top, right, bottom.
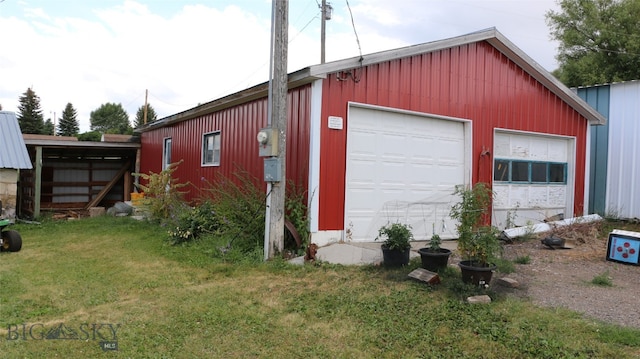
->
left=496, top=224, right=640, bottom=329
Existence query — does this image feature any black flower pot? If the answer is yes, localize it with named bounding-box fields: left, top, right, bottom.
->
left=418, top=248, right=452, bottom=272
left=458, top=260, right=497, bottom=286
left=381, top=246, right=410, bottom=267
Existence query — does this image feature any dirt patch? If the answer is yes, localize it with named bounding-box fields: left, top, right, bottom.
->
left=496, top=221, right=640, bottom=328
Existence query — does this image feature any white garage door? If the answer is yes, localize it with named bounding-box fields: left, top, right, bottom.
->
left=344, top=105, right=468, bottom=242
left=492, top=131, right=575, bottom=228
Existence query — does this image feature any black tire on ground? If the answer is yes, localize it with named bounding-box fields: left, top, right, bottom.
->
left=2, top=230, right=22, bottom=252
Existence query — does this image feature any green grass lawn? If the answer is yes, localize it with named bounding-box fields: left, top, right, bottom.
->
left=1, top=216, right=639, bottom=358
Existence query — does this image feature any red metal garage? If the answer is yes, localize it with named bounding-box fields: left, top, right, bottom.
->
left=137, top=28, right=605, bottom=246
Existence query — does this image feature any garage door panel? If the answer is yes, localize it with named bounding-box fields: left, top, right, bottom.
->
left=349, top=131, right=377, bottom=155
left=345, top=106, right=466, bottom=241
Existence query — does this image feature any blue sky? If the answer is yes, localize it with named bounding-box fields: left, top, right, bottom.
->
left=0, top=0, right=559, bottom=132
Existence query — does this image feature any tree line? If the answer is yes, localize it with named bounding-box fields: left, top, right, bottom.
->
left=9, top=87, right=158, bottom=140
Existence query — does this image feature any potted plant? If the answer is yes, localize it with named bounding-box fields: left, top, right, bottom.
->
left=376, top=222, right=413, bottom=267
left=418, top=227, right=452, bottom=272
left=449, top=183, right=502, bottom=286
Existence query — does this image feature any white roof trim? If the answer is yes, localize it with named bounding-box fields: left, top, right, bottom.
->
left=144, top=27, right=606, bottom=130
left=308, top=27, right=606, bottom=126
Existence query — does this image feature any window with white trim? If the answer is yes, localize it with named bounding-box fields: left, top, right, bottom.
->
left=202, top=131, right=221, bottom=166
left=163, top=137, right=172, bottom=170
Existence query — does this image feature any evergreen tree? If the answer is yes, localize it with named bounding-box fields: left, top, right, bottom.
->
left=134, top=103, right=158, bottom=128
left=43, top=118, right=55, bottom=135
left=89, top=102, right=132, bottom=134
left=17, top=88, right=45, bottom=134
left=57, top=103, right=80, bottom=136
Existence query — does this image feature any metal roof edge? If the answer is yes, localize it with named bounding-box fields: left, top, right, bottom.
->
left=308, top=27, right=499, bottom=76
left=137, top=68, right=320, bottom=133
left=0, top=111, right=33, bottom=169
left=23, top=138, right=140, bottom=149
left=487, top=31, right=606, bottom=126
left=308, top=27, right=606, bottom=126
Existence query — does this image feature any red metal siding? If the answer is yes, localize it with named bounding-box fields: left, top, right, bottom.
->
left=318, top=41, right=588, bottom=230
left=140, top=85, right=311, bottom=203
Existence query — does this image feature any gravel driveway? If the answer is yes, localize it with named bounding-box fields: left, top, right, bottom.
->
left=496, top=222, right=640, bottom=329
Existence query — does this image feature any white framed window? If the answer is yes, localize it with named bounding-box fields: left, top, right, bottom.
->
left=494, top=159, right=567, bottom=184
left=163, top=137, right=172, bottom=170
left=202, top=131, right=221, bottom=166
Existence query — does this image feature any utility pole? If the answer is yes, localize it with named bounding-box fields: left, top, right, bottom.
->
left=143, top=89, right=149, bottom=125
left=265, top=0, right=288, bottom=259
left=320, top=0, right=332, bottom=64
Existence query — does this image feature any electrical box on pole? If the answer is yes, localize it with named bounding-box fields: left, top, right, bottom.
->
left=263, top=157, right=282, bottom=182
left=257, top=127, right=279, bottom=157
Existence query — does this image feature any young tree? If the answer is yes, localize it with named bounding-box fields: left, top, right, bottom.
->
left=43, top=118, right=55, bottom=135
left=547, top=0, right=640, bottom=87
left=57, top=103, right=80, bottom=136
left=77, top=131, right=102, bottom=142
left=134, top=103, right=158, bottom=128
left=89, top=102, right=132, bottom=134
left=17, top=87, right=45, bottom=134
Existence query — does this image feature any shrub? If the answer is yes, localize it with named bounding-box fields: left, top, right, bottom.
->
left=285, top=180, right=310, bottom=253
left=133, top=161, right=189, bottom=222
left=376, top=222, right=413, bottom=250
left=167, top=200, right=219, bottom=244
left=200, top=171, right=266, bottom=254
left=450, top=183, right=502, bottom=265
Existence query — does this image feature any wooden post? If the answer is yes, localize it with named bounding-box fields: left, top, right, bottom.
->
left=34, top=146, right=42, bottom=218
left=266, top=0, right=288, bottom=259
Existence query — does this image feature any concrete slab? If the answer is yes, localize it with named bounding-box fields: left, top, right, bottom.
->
left=315, top=243, right=383, bottom=265
left=289, top=240, right=458, bottom=266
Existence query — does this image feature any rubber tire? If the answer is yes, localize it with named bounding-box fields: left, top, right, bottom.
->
left=2, top=230, right=22, bottom=252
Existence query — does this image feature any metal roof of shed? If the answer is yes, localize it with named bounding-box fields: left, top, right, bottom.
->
left=0, top=111, right=33, bottom=169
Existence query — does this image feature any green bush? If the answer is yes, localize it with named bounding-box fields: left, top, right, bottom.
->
left=200, top=171, right=266, bottom=254
left=285, top=180, right=310, bottom=253
left=135, top=164, right=310, bottom=258
left=375, top=222, right=413, bottom=250
left=167, top=200, right=219, bottom=244
left=133, top=161, right=189, bottom=222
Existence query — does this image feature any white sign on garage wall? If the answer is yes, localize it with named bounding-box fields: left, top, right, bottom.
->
left=328, top=116, right=343, bottom=130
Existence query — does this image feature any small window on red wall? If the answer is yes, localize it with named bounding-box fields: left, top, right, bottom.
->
left=202, top=131, right=221, bottom=166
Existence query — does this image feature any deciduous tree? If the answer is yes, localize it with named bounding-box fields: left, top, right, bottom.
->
left=547, top=0, right=640, bottom=87
left=90, top=102, right=132, bottom=134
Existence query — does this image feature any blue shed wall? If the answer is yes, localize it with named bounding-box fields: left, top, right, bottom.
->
left=577, top=86, right=609, bottom=215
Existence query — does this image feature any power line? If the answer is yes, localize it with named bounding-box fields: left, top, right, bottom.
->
left=345, top=0, right=363, bottom=60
